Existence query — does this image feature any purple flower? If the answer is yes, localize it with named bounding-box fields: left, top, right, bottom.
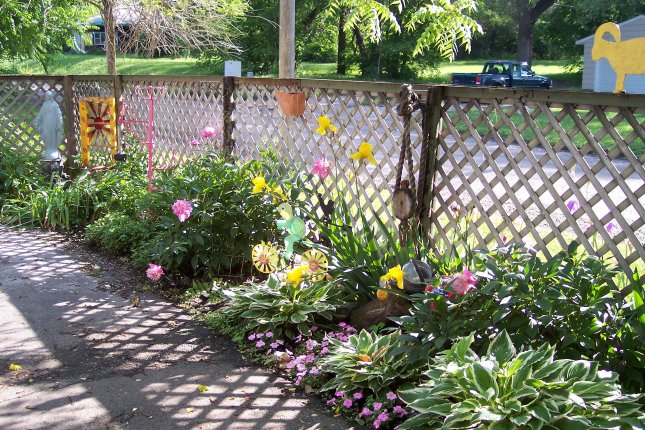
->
left=305, top=339, right=318, bottom=351
left=309, top=367, right=320, bottom=375
left=605, top=221, right=615, bottom=234
left=255, top=340, right=265, bottom=348
left=353, top=392, right=364, bottom=400
left=386, top=391, right=397, bottom=401
left=392, top=405, right=407, bottom=416
left=335, top=391, right=345, bottom=398
left=256, top=332, right=264, bottom=338
left=320, top=347, right=329, bottom=355
left=270, top=342, right=279, bottom=349
left=566, top=199, right=580, bottom=213
left=305, top=354, right=316, bottom=364
left=326, top=398, right=337, bottom=406
left=338, top=322, right=347, bottom=328
left=310, top=325, right=318, bottom=332
left=373, top=419, right=382, bottom=429
left=343, top=398, right=353, bottom=408
left=265, top=332, right=273, bottom=338
left=372, top=402, right=383, bottom=411
left=358, top=407, right=372, bottom=418
left=247, top=333, right=256, bottom=341
left=377, top=411, right=389, bottom=422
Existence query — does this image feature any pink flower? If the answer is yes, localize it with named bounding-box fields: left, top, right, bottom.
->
left=146, top=263, right=164, bottom=281
left=353, top=392, right=364, bottom=400
left=265, top=332, right=273, bottom=338
left=373, top=419, right=382, bottom=429
left=452, top=267, right=477, bottom=295
left=248, top=333, right=256, bottom=340
left=312, top=158, right=331, bottom=179
left=372, top=402, right=383, bottom=411
left=326, top=398, right=337, bottom=406
left=392, top=405, right=407, bottom=416
left=189, top=139, right=201, bottom=146
left=335, top=391, right=345, bottom=398
left=377, top=411, right=389, bottom=422
left=566, top=199, right=579, bottom=213
left=386, top=391, right=397, bottom=401
left=171, top=199, right=192, bottom=222
left=202, top=126, right=217, bottom=138
left=256, top=340, right=265, bottom=348
left=270, top=342, right=279, bottom=349
left=343, top=398, right=353, bottom=408
left=358, top=407, right=372, bottom=418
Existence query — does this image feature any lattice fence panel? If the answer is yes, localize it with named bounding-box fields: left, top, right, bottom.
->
left=120, top=77, right=224, bottom=168
left=233, top=79, right=424, bottom=229
left=0, top=77, right=64, bottom=158
left=72, top=77, right=115, bottom=163
left=432, top=90, right=645, bottom=279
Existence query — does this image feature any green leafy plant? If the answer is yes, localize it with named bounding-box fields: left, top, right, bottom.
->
left=318, top=329, right=428, bottom=398
left=85, top=212, right=150, bottom=255
left=221, top=274, right=344, bottom=339
left=398, top=331, right=644, bottom=429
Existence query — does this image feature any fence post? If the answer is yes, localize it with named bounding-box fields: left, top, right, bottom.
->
left=114, top=74, right=123, bottom=151
left=62, top=75, right=77, bottom=172
left=222, top=76, right=236, bottom=157
left=417, top=85, right=445, bottom=239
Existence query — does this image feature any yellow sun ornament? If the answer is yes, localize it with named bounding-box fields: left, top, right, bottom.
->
left=301, top=249, right=329, bottom=281
left=252, top=242, right=279, bottom=273
left=315, top=115, right=337, bottom=135
left=350, top=142, right=377, bottom=165
left=251, top=175, right=268, bottom=194
left=286, top=265, right=310, bottom=286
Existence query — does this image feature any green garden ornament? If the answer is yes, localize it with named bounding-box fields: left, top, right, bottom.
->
left=276, top=203, right=306, bottom=259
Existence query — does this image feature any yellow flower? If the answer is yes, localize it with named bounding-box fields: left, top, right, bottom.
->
left=9, top=363, right=22, bottom=371
left=272, top=186, right=287, bottom=201
left=350, top=142, right=377, bottom=165
left=301, top=249, right=328, bottom=281
left=252, top=242, right=279, bottom=273
left=315, top=115, right=337, bottom=135
left=251, top=175, right=268, bottom=194
left=376, top=289, right=389, bottom=300
left=286, top=265, right=310, bottom=286
left=380, top=265, right=404, bottom=289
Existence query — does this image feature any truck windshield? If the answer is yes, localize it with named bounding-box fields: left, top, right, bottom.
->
left=483, top=63, right=508, bottom=74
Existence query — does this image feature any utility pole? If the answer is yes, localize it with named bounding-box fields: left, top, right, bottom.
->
left=279, top=0, right=295, bottom=78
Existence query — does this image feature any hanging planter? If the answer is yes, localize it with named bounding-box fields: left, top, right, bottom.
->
left=275, top=91, right=306, bottom=117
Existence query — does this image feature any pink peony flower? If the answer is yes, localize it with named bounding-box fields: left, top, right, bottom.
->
left=202, top=127, right=217, bottom=138
left=146, top=263, right=164, bottom=281
left=312, top=158, right=331, bottom=179
left=451, top=267, right=477, bottom=295
left=172, top=199, right=192, bottom=222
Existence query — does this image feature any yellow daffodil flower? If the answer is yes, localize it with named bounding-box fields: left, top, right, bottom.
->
left=272, top=186, right=287, bottom=201
left=286, top=265, right=310, bottom=286
left=315, top=115, right=337, bottom=135
left=350, top=142, right=377, bottom=165
left=380, top=264, right=404, bottom=289
left=251, top=175, right=268, bottom=194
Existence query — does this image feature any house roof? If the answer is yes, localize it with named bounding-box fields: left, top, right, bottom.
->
left=88, top=6, right=140, bottom=27
left=575, top=15, right=645, bottom=45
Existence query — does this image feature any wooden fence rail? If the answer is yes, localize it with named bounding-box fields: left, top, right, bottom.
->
left=0, top=74, right=643, bottom=280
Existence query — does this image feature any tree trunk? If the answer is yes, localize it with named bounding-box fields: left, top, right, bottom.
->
left=103, top=0, right=117, bottom=75
left=336, top=8, right=348, bottom=75
left=516, top=0, right=556, bottom=66
left=352, top=26, right=369, bottom=75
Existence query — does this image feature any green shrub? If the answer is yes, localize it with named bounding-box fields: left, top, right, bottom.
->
left=0, top=145, right=43, bottom=204
left=398, top=331, right=644, bottom=430
left=221, top=274, right=344, bottom=339
left=85, top=212, right=149, bottom=255
left=318, top=329, right=427, bottom=398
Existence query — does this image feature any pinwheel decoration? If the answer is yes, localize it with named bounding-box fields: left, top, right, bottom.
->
left=251, top=242, right=279, bottom=274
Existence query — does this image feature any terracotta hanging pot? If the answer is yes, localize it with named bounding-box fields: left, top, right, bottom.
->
left=275, top=91, right=306, bottom=117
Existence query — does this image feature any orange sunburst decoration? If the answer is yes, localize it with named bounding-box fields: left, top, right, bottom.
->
left=79, top=97, right=117, bottom=166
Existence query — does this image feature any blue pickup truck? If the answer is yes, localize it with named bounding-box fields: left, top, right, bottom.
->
left=450, top=60, right=552, bottom=89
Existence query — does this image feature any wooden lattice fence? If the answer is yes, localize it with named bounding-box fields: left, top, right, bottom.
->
left=0, top=75, right=643, bottom=280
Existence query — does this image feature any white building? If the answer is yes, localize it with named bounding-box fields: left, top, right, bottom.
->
left=575, top=15, right=645, bottom=94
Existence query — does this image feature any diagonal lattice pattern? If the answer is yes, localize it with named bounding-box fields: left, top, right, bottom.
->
left=0, top=77, right=65, bottom=158
left=434, top=88, right=644, bottom=279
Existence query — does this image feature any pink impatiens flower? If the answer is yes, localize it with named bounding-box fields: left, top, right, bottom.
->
left=343, top=398, right=353, bottom=408
left=312, top=157, right=331, bottom=179
left=146, top=263, right=164, bottom=281
left=202, top=126, right=217, bottom=138
left=172, top=199, right=192, bottom=222
left=451, top=267, right=477, bottom=295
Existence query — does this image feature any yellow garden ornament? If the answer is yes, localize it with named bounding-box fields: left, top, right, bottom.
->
left=79, top=97, right=117, bottom=166
left=252, top=242, right=279, bottom=273
left=592, top=22, right=645, bottom=93
left=301, top=249, right=328, bottom=281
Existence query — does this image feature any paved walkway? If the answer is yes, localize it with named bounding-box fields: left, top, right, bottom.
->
left=0, top=226, right=355, bottom=430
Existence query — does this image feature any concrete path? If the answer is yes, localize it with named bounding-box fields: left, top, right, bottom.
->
left=0, top=226, right=356, bottom=430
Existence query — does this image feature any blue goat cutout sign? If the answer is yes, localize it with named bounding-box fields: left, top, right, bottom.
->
left=592, top=22, right=645, bottom=93
left=276, top=203, right=306, bottom=259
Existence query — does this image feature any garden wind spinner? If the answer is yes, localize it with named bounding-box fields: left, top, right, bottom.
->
left=79, top=97, right=117, bottom=166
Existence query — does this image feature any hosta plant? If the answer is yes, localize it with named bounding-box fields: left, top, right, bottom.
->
left=221, top=274, right=344, bottom=339
left=398, top=331, right=644, bottom=430
left=318, top=329, right=428, bottom=398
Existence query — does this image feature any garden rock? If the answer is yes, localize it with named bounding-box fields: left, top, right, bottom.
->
left=349, top=295, right=410, bottom=330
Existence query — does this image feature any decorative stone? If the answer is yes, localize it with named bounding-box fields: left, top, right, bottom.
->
left=349, top=295, right=410, bottom=330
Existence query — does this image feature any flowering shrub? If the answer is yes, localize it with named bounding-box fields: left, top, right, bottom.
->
left=398, top=331, right=644, bottom=429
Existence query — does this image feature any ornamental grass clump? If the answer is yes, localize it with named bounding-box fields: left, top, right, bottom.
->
left=398, top=331, right=644, bottom=430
